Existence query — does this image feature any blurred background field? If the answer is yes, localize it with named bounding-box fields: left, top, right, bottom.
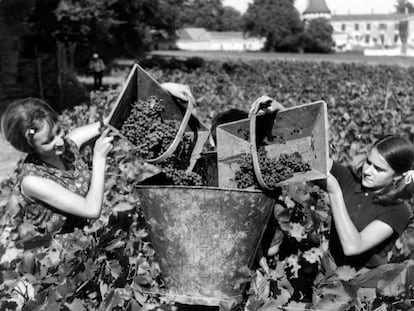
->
left=150, top=50, right=414, bottom=67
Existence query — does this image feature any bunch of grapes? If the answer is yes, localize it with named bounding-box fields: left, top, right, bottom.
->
left=120, top=96, right=180, bottom=159
left=120, top=96, right=205, bottom=186
left=158, top=134, right=205, bottom=186
left=235, top=148, right=311, bottom=189
left=161, top=164, right=204, bottom=186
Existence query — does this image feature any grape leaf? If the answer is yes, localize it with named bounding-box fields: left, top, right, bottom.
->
left=290, top=223, right=306, bottom=242
left=66, top=298, right=87, bottom=311
left=335, top=265, right=357, bottom=281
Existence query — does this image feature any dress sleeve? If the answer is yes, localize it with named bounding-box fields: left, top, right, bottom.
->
left=330, top=161, right=357, bottom=192
left=377, top=203, right=410, bottom=235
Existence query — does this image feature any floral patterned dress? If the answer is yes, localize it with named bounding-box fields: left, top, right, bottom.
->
left=16, top=137, right=92, bottom=235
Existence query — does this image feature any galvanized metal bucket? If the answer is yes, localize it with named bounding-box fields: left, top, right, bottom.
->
left=135, top=185, right=275, bottom=310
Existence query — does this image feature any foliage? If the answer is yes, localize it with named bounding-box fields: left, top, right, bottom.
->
left=0, top=90, right=170, bottom=311
left=147, top=59, right=414, bottom=163
left=24, top=0, right=185, bottom=65
left=177, top=0, right=243, bottom=31
left=0, top=0, right=35, bottom=26
left=147, top=58, right=414, bottom=307
left=243, top=0, right=303, bottom=52
left=139, top=55, right=205, bottom=72
left=24, top=0, right=116, bottom=60
left=54, top=0, right=116, bottom=45
left=220, top=6, right=244, bottom=31
left=302, top=18, right=334, bottom=53
left=395, top=0, right=414, bottom=13
left=104, top=0, right=184, bottom=58
left=399, top=20, right=409, bottom=44
left=2, top=58, right=414, bottom=310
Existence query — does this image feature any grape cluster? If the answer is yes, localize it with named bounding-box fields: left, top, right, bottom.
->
left=120, top=97, right=180, bottom=159
left=235, top=149, right=311, bottom=189
left=161, top=164, right=204, bottom=186
left=120, top=96, right=205, bottom=186
left=158, top=134, right=204, bottom=186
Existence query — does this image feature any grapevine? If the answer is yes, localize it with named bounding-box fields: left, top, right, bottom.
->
left=235, top=148, right=311, bottom=189
left=3, top=58, right=414, bottom=311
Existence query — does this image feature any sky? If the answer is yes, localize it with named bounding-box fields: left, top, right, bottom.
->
left=222, top=0, right=411, bottom=15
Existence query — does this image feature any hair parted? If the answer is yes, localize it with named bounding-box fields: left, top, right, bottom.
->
left=355, top=134, right=414, bottom=203
left=1, top=98, right=58, bottom=153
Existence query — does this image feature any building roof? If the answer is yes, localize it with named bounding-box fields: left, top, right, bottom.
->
left=176, top=28, right=260, bottom=42
left=209, top=31, right=245, bottom=40
left=176, top=28, right=211, bottom=41
left=303, top=0, right=331, bottom=15
left=331, top=13, right=414, bottom=22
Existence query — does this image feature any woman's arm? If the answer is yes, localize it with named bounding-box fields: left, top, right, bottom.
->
left=21, top=130, right=113, bottom=219
left=327, top=174, right=394, bottom=255
left=160, top=82, right=196, bottom=104
left=66, top=121, right=101, bottom=149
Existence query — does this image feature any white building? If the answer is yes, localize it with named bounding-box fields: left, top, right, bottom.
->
left=303, top=0, right=414, bottom=55
left=175, top=28, right=265, bottom=51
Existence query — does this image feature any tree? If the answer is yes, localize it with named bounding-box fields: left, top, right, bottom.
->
left=104, top=0, right=184, bottom=58
left=221, top=6, right=243, bottom=31
left=151, top=0, right=186, bottom=37
left=22, top=0, right=183, bottom=109
left=177, top=0, right=243, bottom=31
left=302, top=18, right=334, bottom=53
left=395, top=0, right=413, bottom=54
left=243, top=0, right=303, bottom=52
left=54, top=0, right=116, bottom=71
left=27, top=0, right=184, bottom=64
left=395, top=0, right=414, bottom=13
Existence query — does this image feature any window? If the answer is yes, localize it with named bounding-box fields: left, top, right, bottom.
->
left=379, top=23, right=387, bottom=30
left=355, top=23, right=359, bottom=31
left=342, top=24, right=346, bottom=31
left=394, top=34, right=399, bottom=43
left=366, top=23, right=371, bottom=30
left=395, top=22, right=400, bottom=30
left=365, top=35, right=370, bottom=43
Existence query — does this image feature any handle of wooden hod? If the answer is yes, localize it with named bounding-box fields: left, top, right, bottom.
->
left=249, top=109, right=274, bottom=191
left=145, top=93, right=194, bottom=163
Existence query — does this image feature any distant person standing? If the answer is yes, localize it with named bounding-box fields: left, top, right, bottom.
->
left=89, top=53, right=105, bottom=90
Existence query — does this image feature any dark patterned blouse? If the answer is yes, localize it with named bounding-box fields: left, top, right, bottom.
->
left=16, top=137, right=91, bottom=234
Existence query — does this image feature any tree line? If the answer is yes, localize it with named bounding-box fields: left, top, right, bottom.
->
left=1, top=0, right=334, bottom=65
left=2, top=0, right=412, bottom=70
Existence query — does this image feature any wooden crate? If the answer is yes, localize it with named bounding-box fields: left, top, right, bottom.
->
left=216, top=101, right=329, bottom=189
left=108, top=63, right=209, bottom=171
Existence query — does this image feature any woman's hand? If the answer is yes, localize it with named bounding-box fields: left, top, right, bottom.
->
left=93, top=129, right=113, bottom=160
left=161, top=82, right=196, bottom=104
left=249, top=95, right=285, bottom=117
